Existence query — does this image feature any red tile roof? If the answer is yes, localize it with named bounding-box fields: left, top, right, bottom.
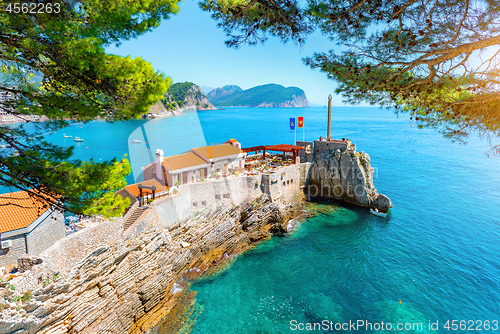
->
left=242, top=144, right=303, bottom=153
left=125, top=179, right=168, bottom=197
left=191, top=144, right=241, bottom=160
left=0, top=191, right=54, bottom=233
left=161, top=151, right=208, bottom=171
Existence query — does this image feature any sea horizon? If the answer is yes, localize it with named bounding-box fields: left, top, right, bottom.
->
left=1, top=106, right=499, bottom=334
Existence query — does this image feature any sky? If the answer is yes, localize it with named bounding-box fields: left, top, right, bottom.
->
left=106, top=0, right=346, bottom=106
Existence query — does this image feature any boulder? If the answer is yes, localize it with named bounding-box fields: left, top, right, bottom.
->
left=17, top=255, right=43, bottom=271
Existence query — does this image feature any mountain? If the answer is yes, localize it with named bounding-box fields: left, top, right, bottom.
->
left=206, top=85, right=243, bottom=104
left=206, top=84, right=309, bottom=107
left=146, top=82, right=216, bottom=118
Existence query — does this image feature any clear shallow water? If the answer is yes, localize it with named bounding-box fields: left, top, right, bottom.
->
left=191, top=107, right=500, bottom=333
left=2, top=107, right=500, bottom=333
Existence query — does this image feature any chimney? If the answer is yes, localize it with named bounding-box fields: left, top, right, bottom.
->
left=155, top=149, right=164, bottom=180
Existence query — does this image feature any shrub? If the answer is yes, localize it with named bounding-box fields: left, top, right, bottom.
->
left=175, top=181, right=180, bottom=186
left=21, top=290, right=32, bottom=303
left=200, top=178, right=205, bottom=182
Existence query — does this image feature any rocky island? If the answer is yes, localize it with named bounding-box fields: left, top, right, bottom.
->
left=206, top=84, right=310, bottom=108
left=0, top=140, right=390, bottom=333
left=146, top=82, right=216, bottom=119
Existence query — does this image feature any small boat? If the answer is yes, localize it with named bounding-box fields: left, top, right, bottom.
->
left=64, top=134, right=72, bottom=138
left=370, top=208, right=387, bottom=217
left=74, top=137, right=84, bottom=142
left=130, top=139, right=142, bottom=144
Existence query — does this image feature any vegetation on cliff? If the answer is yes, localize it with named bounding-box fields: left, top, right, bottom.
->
left=0, top=0, right=180, bottom=216
left=162, top=82, right=215, bottom=111
left=201, top=0, right=500, bottom=153
left=206, top=84, right=309, bottom=107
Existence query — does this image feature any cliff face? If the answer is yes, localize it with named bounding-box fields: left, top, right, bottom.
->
left=178, top=85, right=217, bottom=111
left=0, top=195, right=301, bottom=334
left=146, top=83, right=216, bottom=119
left=253, top=94, right=310, bottom=108
left=301, top=140, right=392, bottom=211
left=163, top=83, right=216, bottom=112
left=148, top=101, right=184, bottom=118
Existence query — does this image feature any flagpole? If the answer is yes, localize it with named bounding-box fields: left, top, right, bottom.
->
left=294, top=124, right=296, bottom=145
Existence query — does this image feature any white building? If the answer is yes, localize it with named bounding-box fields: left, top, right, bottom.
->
left=142, top=139, right=246, bottom=186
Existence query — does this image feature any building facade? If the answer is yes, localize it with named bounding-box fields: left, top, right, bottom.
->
left=0, top=191, right=65, bottom=267
left=142, top=139, right=246, bottom=186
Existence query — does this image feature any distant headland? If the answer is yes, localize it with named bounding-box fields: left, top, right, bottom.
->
left=206, top=84, right=310, bottom=108
left=145, top=82, right=216, bottom=119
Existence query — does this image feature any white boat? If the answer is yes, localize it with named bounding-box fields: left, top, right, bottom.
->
left=64, top=134, right=72, bottom=138
left=370, top=208, right=387, bottom=217
left=74, top=137, right=84, bottom=142
left=130, top=139, right=142, bottom=143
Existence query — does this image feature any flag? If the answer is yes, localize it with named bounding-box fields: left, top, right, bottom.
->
left=289, top=118, right=295, bottom=130
left=298, top=116, right=304, bottom=128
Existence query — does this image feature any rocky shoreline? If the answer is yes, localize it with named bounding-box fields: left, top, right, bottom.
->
left=0, top=195, right=302, bottom=334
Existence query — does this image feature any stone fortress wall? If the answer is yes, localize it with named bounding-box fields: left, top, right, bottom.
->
left=0, top=208, right=65, bottom=267
left=0, top=140, right=391, bottom=334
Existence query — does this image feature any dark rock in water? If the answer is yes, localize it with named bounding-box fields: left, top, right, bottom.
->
left=372, top=194, right=392, bottom=212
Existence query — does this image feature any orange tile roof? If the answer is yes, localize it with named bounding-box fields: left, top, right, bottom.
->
left=161, top=151, right=208, bottom=171
left=191, top=144, right=241, bottom=160
left=125, top=179, right=168, bottom=197
left=0, top=191, right=54, bottom=233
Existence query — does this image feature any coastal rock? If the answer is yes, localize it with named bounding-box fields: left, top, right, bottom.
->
left=307, top=141, right=392, bottom=211
left=163, top=83, right=216, bottom=113
left=179, top=85, right=216, bottom=111
left=0, top=195, right=302, bottom=334
left=147, top=101, right=184, bottom=118
left=17, top=255, right=43, bottom=271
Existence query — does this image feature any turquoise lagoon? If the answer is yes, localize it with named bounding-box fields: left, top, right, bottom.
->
left=2, top=107, right=500, bottom=333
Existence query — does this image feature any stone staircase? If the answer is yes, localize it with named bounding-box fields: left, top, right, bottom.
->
left=123, top=206, right=149, bottom=232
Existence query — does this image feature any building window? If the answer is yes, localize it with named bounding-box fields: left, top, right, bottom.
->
left=291, top=179, right=293, bottom=184
left=202, top=201, right=206, bottom=206
left=215, top=195, right=221, bottom=200
left=223, top=194, right=230, bottom=199
left=283, top=181, right=286, bottom=186
left=193, top=202, right=197, bottom=207
left=287, top=180, right=290, bottom=185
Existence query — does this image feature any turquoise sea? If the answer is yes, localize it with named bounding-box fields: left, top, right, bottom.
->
left=2, top=107, right=500, bottom=333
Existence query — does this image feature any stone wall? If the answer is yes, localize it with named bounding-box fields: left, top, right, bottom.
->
left=312, top=140, right=349, bottom=156
left=261, top=165, right=301, bottom=203
left=26, top=209, right=66, bottom=256
left=0, top=195, right=303, bottom=334
left=0, top=208, right=65, bottom=268
left=0, top=234, right=27, bottom=267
